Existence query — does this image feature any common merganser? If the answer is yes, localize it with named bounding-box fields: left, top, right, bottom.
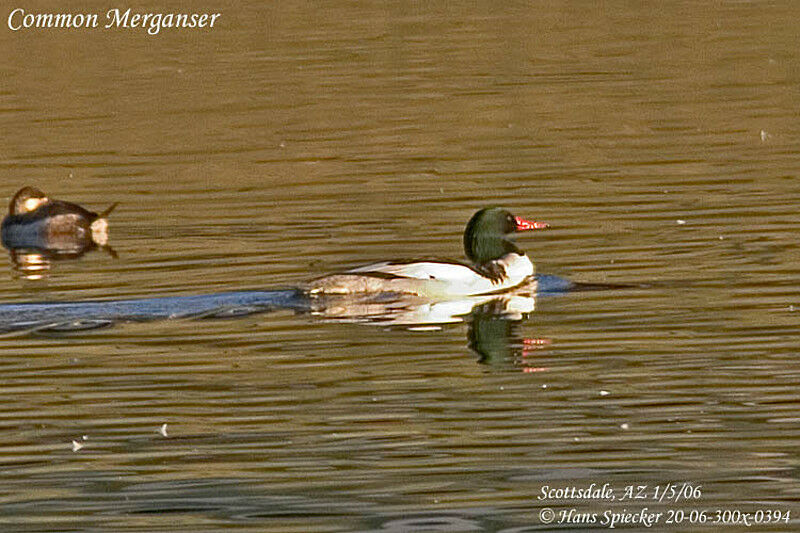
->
left=1, top=186, right=118, bottom=251
left=307, top=207, right=549, bottom=297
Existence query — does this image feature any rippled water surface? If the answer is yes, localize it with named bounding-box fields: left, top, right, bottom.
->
left=1, top=1, right=800, bottom=531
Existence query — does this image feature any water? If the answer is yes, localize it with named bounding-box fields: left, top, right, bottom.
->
left=0, top=1, right=799, bottom=531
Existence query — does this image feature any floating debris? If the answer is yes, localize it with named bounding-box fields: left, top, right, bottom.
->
left=600, top=390, right=610, bottom=396
left=620, top=423, right=630, bottom=430
left=159, top=423, right=168, bottom=437
left=760, top=130, right=770, bottom=142
left=71, top=440, right=84, bottom=452
left=677, top=219, right=686, bottom=225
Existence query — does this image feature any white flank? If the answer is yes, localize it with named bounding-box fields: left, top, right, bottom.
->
left=346, top=253, right=534, bottom=296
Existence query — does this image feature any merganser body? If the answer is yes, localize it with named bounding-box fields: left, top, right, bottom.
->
left=307, top=207, right=548, bottom=297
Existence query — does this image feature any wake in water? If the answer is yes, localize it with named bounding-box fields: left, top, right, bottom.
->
left=0, top=289, right=309, bottom=335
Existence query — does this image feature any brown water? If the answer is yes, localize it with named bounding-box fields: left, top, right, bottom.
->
left=1, top=1, right=800, bottom=531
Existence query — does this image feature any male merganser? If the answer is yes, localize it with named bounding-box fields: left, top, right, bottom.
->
left=1, top=186, right=118, bottom=252
left=307, top=207, right=548, bottom=297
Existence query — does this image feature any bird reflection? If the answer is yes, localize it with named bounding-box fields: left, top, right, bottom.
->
left=5, top=245, right=116, bottom=280
left=309, top=279, right=550, bottom=371
left=7, top=250, right=53, bottom=281
left=468, top=301, right=550, bottom=371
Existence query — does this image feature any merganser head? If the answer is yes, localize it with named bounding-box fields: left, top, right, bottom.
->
left=463, top=207, right=548, bottom=267
left=9, top=186, right=49, bottom=215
